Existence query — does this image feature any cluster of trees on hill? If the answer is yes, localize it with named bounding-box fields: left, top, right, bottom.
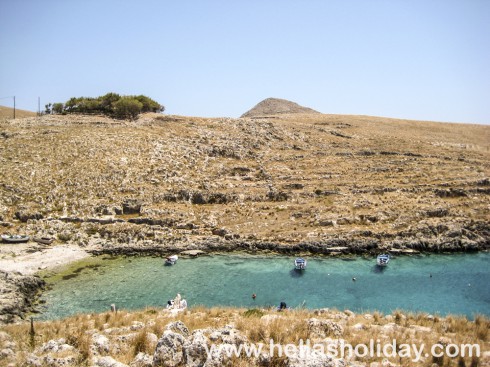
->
left=46, top=93, right=164, bottom=119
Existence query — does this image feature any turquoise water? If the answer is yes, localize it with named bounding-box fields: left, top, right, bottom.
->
left=38, top=253, right=490, bottom=320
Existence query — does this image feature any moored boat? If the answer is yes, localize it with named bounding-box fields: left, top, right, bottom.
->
left=294, top=257, right=307, bottom=270
left=165, top=255, right=178, bottom=265
left=376, top=254, right=390, bottom=266
left=33, top=237, right=54, bottom=245
left=1, top=234, right=30, bottom=243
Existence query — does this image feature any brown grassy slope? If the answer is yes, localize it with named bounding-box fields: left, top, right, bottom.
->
left=1, top=307, right=488, bottom=367
left=0, top=113, right=488, bottom=246
left=0, top=105, right=37, bottom=119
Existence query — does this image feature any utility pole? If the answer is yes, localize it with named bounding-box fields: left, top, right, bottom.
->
left=13, top=96, right=16, bottom=119
left=38, top=97, right=40, bottom=116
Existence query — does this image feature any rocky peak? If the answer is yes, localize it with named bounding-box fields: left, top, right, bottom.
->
left=241, top=97, right=320, bottom=118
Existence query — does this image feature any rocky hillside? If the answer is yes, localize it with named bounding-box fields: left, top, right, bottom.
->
left=241, top=98, right=320, bottom=117
left=0, top=112, right=489, bottom=257
left=1, top=307, right=488, bottom=366
left=0, top=271, right=45, bottom=324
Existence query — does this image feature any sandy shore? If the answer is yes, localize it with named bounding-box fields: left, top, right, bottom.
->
left=0, top=242, right=89, bottom=275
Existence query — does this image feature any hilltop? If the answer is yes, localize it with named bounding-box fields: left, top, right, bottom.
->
left=241, top=97, right=320, bottom=117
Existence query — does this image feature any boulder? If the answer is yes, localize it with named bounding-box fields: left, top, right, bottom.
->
left=95, top=204, right=123, bottom=216
left=425, top=208, right=449, bottom=218
left=92, top=334, right=110, bottom=354
left=0, top=348, right=14, bottom=358
left=307, top=318, right=344, bottom=338
left=94, top=356, right=128, bottom=367
left=267, top=190, right=289, bottom=201
left=43, top=355, right=77, bottom=366
left=165, top=321, right=189, bottom=337
left=434, top=188, right=467, bottom=198
left=285, top=349, right=335, bottom=367
left=283, top=183, right=304, bottom=190
left=0, top=271, right=45, bottom=324
left=318, top=220, right=334, bottom=227
left=14, top=209, right=43, bottom=222
left=211, top=228, right=228, bottom=237
left=152, top=330, right=186, bottom=366
left=122, top=199, right=142, bottom=215
left=183, top=331, right=208, bottom=367
left=40, top=339, right=74, bottom=353
left=130, top=352, right=153, bottom=367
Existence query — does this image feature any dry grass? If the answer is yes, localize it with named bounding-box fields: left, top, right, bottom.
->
left=1, top=307, right=487, bottom=366
left=0, top=105, right=37, bottom=119
left=0, top=112, right=488, bottom=250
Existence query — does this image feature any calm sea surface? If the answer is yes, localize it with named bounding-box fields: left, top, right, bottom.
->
left=39, top=252, right=490, bottom=320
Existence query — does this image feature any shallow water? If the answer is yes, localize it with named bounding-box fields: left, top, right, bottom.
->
left=39, top=252, right=490, bottom=320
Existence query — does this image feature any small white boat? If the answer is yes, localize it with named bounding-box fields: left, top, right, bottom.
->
left=1, top=234, right=30, bottom=243
left=33, top=237, right=54, bottom=245
left=377, top=254, right=390, bottom=266
left=165, top=255, right=178, bottom=265
left=294, top=257, right=307, bottom=270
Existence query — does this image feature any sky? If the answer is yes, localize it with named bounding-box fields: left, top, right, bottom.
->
left=1, top=0, right=489, bottom=124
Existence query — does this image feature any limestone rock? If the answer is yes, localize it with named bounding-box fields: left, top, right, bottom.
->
left=130, top=352, right=153, bottom=367
left=92, top=334, right=110, bottom=354
left=94, top=356, right=129, bottom=367
left=15, top=209, right=43, bottom=222
left=43, top=355, right=77, bottom=367
left=0, top=270, right=45, bottom=324
left=211, top=228, right=228, bottom=237
left=285, top=349, right=334, bottom=367
left=183, top=331, right=208, bottom=367
left=165, top=321, right=190, bottom=337
left=122, top=199, right=143, bottom=215
left=40, top=339, right=74, bottom=353
left=307, top=318, right=344, bottom=337
left=152, top=330, right=186, bottom=367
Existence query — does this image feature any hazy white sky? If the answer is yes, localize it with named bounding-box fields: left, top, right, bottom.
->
left=1, top=0, right=489, bottom=123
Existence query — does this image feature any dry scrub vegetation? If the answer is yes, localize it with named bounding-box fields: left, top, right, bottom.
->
left=0, top=112, right=488, bottom=253
left=0, top=307, right=488, bottom=366
left=0, top=106, right=37, bottom=119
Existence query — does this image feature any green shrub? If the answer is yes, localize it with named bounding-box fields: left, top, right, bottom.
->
left=114, top=97, right=143, bottom=120
left=52, top=103, right=64, bottom=114
left=50, top=93, right=164, bottom=120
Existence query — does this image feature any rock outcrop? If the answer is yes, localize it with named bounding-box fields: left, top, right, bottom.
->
left=0, top=270, right=45, bottom=323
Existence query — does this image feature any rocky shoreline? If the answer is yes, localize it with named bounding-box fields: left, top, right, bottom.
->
left=85, top=218, right=489, bottom=257
left=0, top=270, right=45, bottom=324
left=0, top=221, right=488, bottom=325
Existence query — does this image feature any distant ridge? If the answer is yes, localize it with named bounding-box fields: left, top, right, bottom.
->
left=241, top=98, right=320, bottom=118
left=0, top=105, right=37, bottom=119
